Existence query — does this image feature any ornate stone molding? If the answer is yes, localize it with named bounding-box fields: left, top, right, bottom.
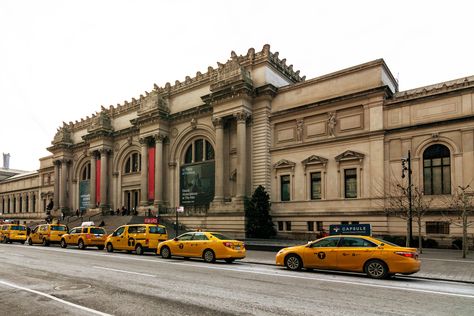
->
left=273, top=159, right=296, bottom=171
left=302, top=155, right=328, bottom=170
left=212, top=117, right=224, bottom=129
left=153, top=133, right=167, bottom=143
left=335, top=150, right=365, bottom=163
left=233, top=111, right=251, bottom=123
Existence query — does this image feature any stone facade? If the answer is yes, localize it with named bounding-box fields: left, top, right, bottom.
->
left=1, top=44, right=473, bottom=243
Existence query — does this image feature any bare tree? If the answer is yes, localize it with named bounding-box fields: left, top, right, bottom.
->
left=384, top=182, right=432, bottom=251
left=444, top=185, right=474, bottom=258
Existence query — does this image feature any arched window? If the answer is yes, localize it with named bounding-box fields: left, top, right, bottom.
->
left=182, top=139, right=214, bottom=164
left=81, top=162, right=91, bottom=180
left=124, top=152, right=141, bottom=174
left=423, top=144, right=451, bottom=195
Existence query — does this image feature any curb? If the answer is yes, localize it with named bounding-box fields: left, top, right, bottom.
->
left=241, top=259, right=474, bottom=285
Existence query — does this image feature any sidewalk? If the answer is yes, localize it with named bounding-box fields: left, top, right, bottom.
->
left=242, top=241, right=474, bottom=283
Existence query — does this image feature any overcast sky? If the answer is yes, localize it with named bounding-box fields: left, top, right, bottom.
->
left=1, top=0, right=473, bottom=171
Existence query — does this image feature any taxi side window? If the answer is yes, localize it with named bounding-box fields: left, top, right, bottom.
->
left=113, top=227, right=125, bottom=236
left=311, top=237, right=340, bottom=248
left=136, top=226, right=146, bottom=233
left=81, top=228, right=88, bottom=234
left=178, top=233, right=194, bottom=241
left=40, top=226, right=48, bottom=232
left=193, top=233, right=209, bottom=241
left=128, top=226, right=138, bottom=234
left=339, top=237, right=377, bottom=248
left=32, top=227, right=38, bottom=233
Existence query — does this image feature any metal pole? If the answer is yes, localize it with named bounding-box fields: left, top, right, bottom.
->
left=175, top=207, right=179, bottom=237
left=408, top=150, right=413, bottom=247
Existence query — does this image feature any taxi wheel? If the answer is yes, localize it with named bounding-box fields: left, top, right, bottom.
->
left=78, top=240, right=86, bottom=250
left=203, top=249, right=216, bottom=263
left=98, top=246, right=104, bottom=250
left=27, top=238, right=33, bottom=246
left=60, top=239, right=67, bottom=248
left=135, top=244, right=144, bottom=255
left=285, top=254, right=303, bottom=271
left=161, top=246, right=171, bottom=259
left=365, top=260, right=388, bottom=279
left=225, top=259, right=235, bottom=264
left=106, top=243, right=114, bottom=253
left=42, top=238, right=49, bottom=247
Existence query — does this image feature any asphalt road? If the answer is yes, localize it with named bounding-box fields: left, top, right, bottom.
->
left=0, top=244, right=473, bottom=316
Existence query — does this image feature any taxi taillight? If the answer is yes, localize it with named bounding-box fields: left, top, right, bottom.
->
left=395, top=251, right=416, bottom=258
left=145, top=238, right=149, bottom=245
left=223, top=242, right=233, bottom=248
left=86, top=234, right=91, bottom=239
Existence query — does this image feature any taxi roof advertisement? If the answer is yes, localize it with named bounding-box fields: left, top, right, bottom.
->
left=329, top=224, right=371, bottom=236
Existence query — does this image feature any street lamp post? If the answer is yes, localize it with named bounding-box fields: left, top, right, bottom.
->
left=402, top=150, right=413, bottom=247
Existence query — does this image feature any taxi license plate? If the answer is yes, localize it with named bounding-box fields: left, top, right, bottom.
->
left=235, top=246, right=241, bottom=250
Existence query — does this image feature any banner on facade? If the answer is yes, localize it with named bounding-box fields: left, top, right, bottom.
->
left=79, top=180, right=90, bottom=211
left=180, top=162, right=215, bottom=206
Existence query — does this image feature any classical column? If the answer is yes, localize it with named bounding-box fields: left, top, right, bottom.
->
left=140, top=137, right=149, bottom=206
left=9, top=195, right=14, bottom=213
left=234, top=111, right=249, bottom=200
left=99, top=148, right=109, bottom=209
left=15, top=193, right=20, bottom=213
left=53, top=160, right=60, bottom=210
left=154, top=134, right=165, bottom=207
left=89, top=152, right=97, bottom=208
left=59, top=159, right=68, bottom=211
left=29, top=192, right=35, bottom=212
left=22, top=192, right=27, bottom=212
left=212, top=117, right=225, bottom=203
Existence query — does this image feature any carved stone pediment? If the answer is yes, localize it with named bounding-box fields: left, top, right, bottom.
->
left=273, top=159, right=296, bottom=170
left=137, top=91, right=169, bottom=115
left=88, top=110, right=113, bottom=133
left=211, top=58, right=252, bottom=91
left=335, top=150, right=365, bottom=162
left=302, top=155, right=328, bottom=169
left=52, top=125, right=72, bottom=145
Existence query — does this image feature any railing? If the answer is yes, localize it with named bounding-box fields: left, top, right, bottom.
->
left=158, top=205, right=209, bottom=216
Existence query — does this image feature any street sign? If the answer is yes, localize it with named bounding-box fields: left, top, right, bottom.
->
left=329, top=224, right=372, bottom=236
left=177, top=206, right=184, bottom=213
left=144, top=218, right=158, bottom=224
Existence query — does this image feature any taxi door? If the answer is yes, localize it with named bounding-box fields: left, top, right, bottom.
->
left=334, top=237, right=379, bottom=272
left=110, top=226, right=127, bottom=250
left=189, top=233, right=211, bottom=257
left=303, top=237, right=340, bottom=269
left=29, top=226, right=40, bottom=243
left=35, top=225, right=48, bottom=243
left=67, top=228, right=81, bottom=244
left=170, top=233, right=194, bottom=257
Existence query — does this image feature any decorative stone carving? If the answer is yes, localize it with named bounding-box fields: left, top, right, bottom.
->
left=212, top=117, right=223, bottom=128
left=190, top=118, right=197, bottom=130
left=296, top=119, right=304, bottom=141
left=335, top=150, right=365, bottom=163
left=88, top=110, right=112, bottom=133
left=53, top=125, right=72, bottom=145
left=153, top=133, right=167, bottom=143
left=273, top=159, right=296, bottom=171
left=302, top=155, right=328, bottom=170
left=233, top=111, right=250, bottom=123
left=328, top=112, right=337, bottom=137
left=432, top=132, right=440, bottom=140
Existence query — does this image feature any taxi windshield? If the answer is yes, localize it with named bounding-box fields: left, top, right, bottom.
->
left=51, top=226, right=67, bottom=231
left=11, top=225, right=26, bottom=231
left=210, top=233, right=231, bottom=240
left=149, top=226, right=166, bottom=234
left=373, top=237, right=398, bottom=247
left=90, top=228, right=106, bottom=235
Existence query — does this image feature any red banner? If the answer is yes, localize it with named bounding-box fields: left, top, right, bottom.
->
left=96, top=158, right=101, bottom=206
left=148, top=146, right=155, bottom=201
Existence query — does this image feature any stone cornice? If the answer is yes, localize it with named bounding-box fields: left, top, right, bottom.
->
left=168, top=104, right=213, bottom=123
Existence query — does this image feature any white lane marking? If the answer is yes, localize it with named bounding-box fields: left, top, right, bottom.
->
left=422, top=258, right=474, bottom=263
left=0, top=279, right=113, bottom=316
left=5, top=244, right=474, bottom=299
left=93, top=266, right=155, bottom=277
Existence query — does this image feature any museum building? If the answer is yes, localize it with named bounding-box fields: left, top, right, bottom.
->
left=1, top=44, right=473, bottom=242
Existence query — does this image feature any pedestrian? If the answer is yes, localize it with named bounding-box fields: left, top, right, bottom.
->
left=61, top=211, right=65, bottom=220
left=99, top=220, right=105, bottom=227
left=75, top=209, right=79, bottom=217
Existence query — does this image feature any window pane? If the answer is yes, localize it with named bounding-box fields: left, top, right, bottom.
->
left=423, top=159, right=431, bottom=167
left=307, top=221, right=314, bottom=231
left=424, top=167, right=432, bottom=194
left=442, top=157, right=450, bottom=165
left=194, top=139, right=203, bottom=162
left=344, top=169, right=357, bottom=198
left=205, top=141, right=215, bottom=160
left=311, top=172, right=321, bottom=200
left=443, top=166, right=451, bottom=194
left=432, top=158, right=441, bottom=167
left=432, top=167, right=442, bottom=195
left=184, top=145, right=193, bottom=164
left=281, top=175, right=290, bottom=201
left=125, top=158, right=131, bottom=173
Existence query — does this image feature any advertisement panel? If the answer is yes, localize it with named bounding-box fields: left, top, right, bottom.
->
left=329, top=224, right=372, bottom=236
left=79, top=180, right=90, bottom=211
left=180, top=162, right=215, bottom=206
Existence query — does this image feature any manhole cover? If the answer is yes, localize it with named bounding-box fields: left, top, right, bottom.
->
left=54, top=284, right=91, bottom=291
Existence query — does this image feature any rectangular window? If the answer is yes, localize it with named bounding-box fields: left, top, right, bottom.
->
left=278, top=221, right=283, bottom=231
left=285, top=221, right=292, bottom=231
left=341, top=221, right=349, bottom=224
left=307, top=221, right=314, bottom=231
left=344, top=168, right=357, bottom=198
left=351, top=221, right=359, bottom=224
left=426, top=221, right=450, bottom=234
left=194, top=139, right=203, bottom=162
left=316, top=221, right=323, bottom=231
left=310, top=172, right=321, bottom=200
left=280, top=175, right=291, bottom=201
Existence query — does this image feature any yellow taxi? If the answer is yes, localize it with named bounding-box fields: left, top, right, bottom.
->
left=27, top=223, right=68, bottom=246
left=157, top=231, right=246, bottom=263
left=276, top=235, right=420, bottom=279
left=60, top=226, right=107, bottom=250
left=0, top=224, right=28, bottom=244
left=105, top=224, right=167, bottom=255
